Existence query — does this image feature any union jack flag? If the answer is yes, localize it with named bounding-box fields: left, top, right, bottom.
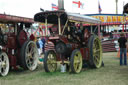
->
left=51, top=3, right=58, bottom=10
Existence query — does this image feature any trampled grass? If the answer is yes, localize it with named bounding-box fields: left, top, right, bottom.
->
left=1, top=52, right=128, bottom=85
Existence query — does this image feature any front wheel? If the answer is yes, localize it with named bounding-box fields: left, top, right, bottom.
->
left=70, top=49, right=83, bottom=73
left=0, top=52, right=9, bottom=76
left=20, top=40, right=38, bottom=71
left=44, top=50, right=57, bottom=72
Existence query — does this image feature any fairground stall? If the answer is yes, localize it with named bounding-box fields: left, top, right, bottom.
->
left=0, top=13, right=38, bottom=76
left=86, top=14, right=128, bottom=39
left=86, top=14, right=128, bottom=52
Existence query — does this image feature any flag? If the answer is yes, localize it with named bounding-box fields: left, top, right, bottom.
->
left=98, top=1, right=102, bottom=14
left=72, top=1, right=83, bottom=8
left=51, top=3, right=58, bottom=11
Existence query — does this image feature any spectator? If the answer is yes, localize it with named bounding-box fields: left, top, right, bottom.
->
left=38, top=38, right=43, bottom=55
left=118, top=33, right=127, bottom=65
left=109, top=31, right=113, bottom=39
left=41, top=37, right=46, bottom=53
left=37, top=38, right=44, bottom=64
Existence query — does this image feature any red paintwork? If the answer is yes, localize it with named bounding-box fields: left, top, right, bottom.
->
left=8, top=54, right=17, bottom=69
left=4, top=31, right=28, bottom=69
left=84, top=29, right=90, bottom=43
left=30, top=34, right=35, bottom=41
left=7, top=33, right=17, bottom=49
left=5, top=33, right=17, bottom=68
left=0, top=14, right=34, bottom=70
left=80, top=48, right=89, bottom=61
left=0, top=13, right=34, bottom=23
left=18, top=30, right=28, bottom=46
left=59, top=36, right=69, bottom=43
left=48, top=34, right=91, bottom=61
left=46, top=27, right=92, bottom=61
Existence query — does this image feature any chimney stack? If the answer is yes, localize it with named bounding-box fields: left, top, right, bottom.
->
left=58, top=0, right=65, bottom=10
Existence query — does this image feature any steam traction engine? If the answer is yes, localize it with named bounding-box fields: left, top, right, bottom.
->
left=0, top=14, right=38, bottom=76
left=34, top=11, right=103, bottom=73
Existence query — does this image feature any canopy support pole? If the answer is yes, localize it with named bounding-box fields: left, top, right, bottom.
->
left=91, top=26, right=93, bottom=33
left=58, top=16, right=61, bottom=35
left=123, top=24, right=124, bottom=32
left=15, top=23, right=17, bottom=35
left=45, top=17, right=48, bottom=36
left=62, top=20, right=68, bottom=34
left=98, top=24, right=101, bottom=38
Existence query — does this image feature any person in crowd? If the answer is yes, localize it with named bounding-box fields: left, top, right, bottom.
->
left=36, top=38, right=44, bottom=64
left=41, top=37, right=46, bottom=53
left=38, top=38, right=43, bottom=55
left=118, top=33, right=127, bottom=65
left=109, top=31, right=113, bottom=39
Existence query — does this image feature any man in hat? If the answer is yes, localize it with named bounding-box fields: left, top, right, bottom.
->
left=118, top=33, right=127, bottom=65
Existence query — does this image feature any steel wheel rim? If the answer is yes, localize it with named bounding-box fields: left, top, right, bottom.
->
left=0, top=52, right=9, bottom=76
left=93, top=38, right=102, bottom=68
left=47, top=52, right=57, bottom=72
left=73, top=51, right=82, bottom=73
left=25, top=42, right=38, bottom=71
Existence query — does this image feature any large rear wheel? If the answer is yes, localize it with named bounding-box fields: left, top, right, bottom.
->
left=88, top=35, right=102, bottom=68
left=0, top=52, right=9, bottom=76
left=44, top=50, right=57, bottom=72
left=70, top=49, right=83, bottom=73
left=20, top=40, right=38, bottom=71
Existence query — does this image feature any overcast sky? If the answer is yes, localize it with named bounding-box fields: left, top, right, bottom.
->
left=0, top=0, right=128, bottom=18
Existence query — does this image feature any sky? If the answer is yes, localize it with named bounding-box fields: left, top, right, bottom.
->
left=0, top=0, right=128, bottom=18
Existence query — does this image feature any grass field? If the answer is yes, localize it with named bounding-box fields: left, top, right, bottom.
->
left=1, top=52, right=128, bottom=85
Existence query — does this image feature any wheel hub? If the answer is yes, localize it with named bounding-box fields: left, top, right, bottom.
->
left=28, top=53, right=32, bottom=58
left=0, top=52, right=9, bottom=76
left=1, top=62, right=6, bottom=67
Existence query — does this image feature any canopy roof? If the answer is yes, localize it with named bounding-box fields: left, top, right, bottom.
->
left=34, top=11, right=101, bottom=25
left=0, top=13, right=34, bottom=23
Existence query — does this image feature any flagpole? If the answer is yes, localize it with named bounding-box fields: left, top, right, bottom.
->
left=72, top=1, right=73, bottom=13
left=115, top=0, right=118, bottom=14
left=98, top=1, right=100, bottom=14
left=98, top=0, right=102, bottom=14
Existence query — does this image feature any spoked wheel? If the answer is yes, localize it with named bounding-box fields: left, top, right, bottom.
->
left=44, top=50, right=57, bottom=72
left=0, top=52, right=9, bottom=76
left=88, top=35, right=102, bottom=68
left=20, top=40, right=38, bottom=71
left=70, top=49, right=83, bottom=73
